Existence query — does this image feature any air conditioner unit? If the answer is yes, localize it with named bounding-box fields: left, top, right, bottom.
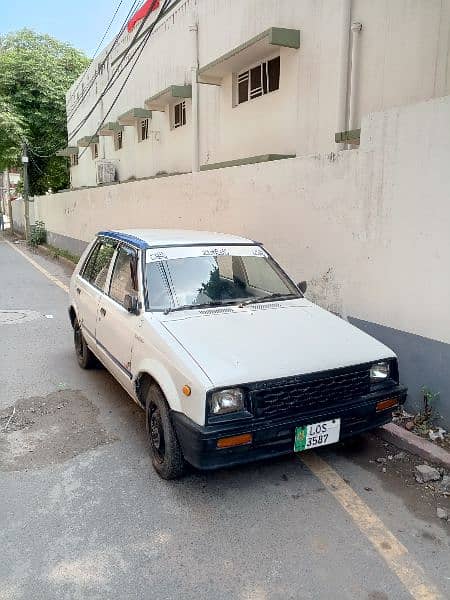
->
left=96, top=160, right=116, bottom=184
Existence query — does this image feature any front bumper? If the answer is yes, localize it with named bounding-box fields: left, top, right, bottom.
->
left=172, top=385, right=407, bottom=470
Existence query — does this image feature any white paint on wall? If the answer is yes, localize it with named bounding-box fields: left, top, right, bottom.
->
left=34, top=96, right=450, bottom=346
left=66, top=0, right=450, bottom=188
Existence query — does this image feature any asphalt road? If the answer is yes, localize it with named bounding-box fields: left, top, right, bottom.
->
left=0, top=236, right=449, bottom=600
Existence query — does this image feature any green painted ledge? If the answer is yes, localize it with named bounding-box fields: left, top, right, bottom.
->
left=146, top=85, right=192, bottom=110
left=77, top=135, right=99, bottom=147
left=56, top=147, right=79, bottom=157
left=335, top=129, right=361, bottom=144
left=199, top=27, right=300, bottom=79
left=118, top=108, right=152, bottom=125
left=98, top=121, right=123, bottom=136
left=200, top=154, right=296, bottom=172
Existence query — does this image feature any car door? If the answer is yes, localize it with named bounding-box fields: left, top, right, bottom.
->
left=95, top=243, right=142, bottom=392
left=75, top=237, right=117, bottom=345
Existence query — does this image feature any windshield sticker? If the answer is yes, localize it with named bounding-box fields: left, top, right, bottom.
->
left=146, top=245, right=267, bottom=263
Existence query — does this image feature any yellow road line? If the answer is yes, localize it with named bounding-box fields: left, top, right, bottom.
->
left=6, top=241, right=69, bottom=293
left=301, top=452, right=443, bottom=600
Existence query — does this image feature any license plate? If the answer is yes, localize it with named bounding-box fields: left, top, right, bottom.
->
left=294, top=418, right=341, bottom=452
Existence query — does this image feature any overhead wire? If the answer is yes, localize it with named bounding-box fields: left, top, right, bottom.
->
left=92, top=0, right=124, bottom=60
left=78, top=0, right=171, bottom=159
left=67, top=0, right=142, bottom=121
left=24, top=0, right=142, bottom=159
left=72, top=0, right=170, bottom=152
left=67, top=0, right=163, bottom=141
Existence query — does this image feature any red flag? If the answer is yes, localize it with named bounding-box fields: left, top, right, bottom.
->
left=127, top=0, right=160, bottom=33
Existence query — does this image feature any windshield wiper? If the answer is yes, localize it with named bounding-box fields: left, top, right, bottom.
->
left=238, top=293, right=297, bottom=307
left=164, top=300, right=238, bottom=315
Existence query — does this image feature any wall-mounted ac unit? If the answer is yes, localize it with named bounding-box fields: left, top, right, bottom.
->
left=96, top=160, right=116, bottom=184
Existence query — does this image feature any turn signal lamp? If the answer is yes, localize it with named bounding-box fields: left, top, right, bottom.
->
left=217, top=433, right=253, bottom=449
left=182, top=385, right=192, bottom=397
left=376, top=398, right=398, bottom=412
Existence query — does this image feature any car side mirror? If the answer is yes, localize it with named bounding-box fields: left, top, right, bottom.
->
left=298, top=281, right=308, bottom=294
left=124, top=293, right=139, bottom=315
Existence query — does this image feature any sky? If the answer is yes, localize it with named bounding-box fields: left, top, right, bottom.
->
left=0, top=0, right=139, bottom=57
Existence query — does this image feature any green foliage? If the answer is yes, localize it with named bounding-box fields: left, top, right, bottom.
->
left=29, top=220, right=47, bottom=247
left=0, top=97, right=25, bottom=170
left=412, top=386, right=441, bottom=432
left=0, top=29, right=90, bottom=195
left=46, top=244, right=80, bottom=264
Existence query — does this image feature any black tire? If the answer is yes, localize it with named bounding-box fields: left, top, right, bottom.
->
left=145, top=384, right=185, bottom=480
left=73, top=318, right=96, bottom=369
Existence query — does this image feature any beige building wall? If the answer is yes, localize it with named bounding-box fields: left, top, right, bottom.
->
left=34, top=96, right=450, bottom=423
left=66, top=0, right=450, bottom=188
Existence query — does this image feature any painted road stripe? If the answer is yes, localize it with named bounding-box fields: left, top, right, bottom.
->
left=301, top=452, right=443, bottom=600
left=6, top=241, right=69, bottom=293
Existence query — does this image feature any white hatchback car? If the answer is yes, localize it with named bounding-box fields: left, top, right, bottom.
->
left=69, top=229, right=406, bottom=479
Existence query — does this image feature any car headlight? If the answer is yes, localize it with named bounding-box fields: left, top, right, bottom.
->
left=370, top=361, right=390, bottom=382
left=209, top=388, right=245, bottom=415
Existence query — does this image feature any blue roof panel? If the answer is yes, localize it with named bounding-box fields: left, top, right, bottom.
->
left=97, top=230, right=151, bottom=250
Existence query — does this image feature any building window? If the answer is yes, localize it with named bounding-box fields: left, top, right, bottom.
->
left=70, top=153, right=79, bottom=167
left=139, top=118, right=149, bottom=141
left=114, top=131, right=123, bottom=151
left=237, top=56, right=280, bottom=105
left=91, top=143, right=99, bottom=159
left=173, top=101, right=186, bottom=129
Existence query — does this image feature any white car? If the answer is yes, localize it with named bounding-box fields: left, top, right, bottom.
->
left=69, top=229, right=406, bottom=479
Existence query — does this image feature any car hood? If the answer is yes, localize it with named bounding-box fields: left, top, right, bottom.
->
left=159, top=300, right=395, bottom=388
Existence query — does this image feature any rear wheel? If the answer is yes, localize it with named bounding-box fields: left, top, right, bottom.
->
left=146, top=385, right=185, bottom=480
left=73, top=318, right=96, bottom=369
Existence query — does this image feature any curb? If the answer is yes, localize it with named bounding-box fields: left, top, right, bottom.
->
left=378, top=423, right=450, bottom=469
left=38, top=245, right=77, bottom=271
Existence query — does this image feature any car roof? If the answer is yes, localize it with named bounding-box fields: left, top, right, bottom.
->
left=97, top=228, right=258, bottom=249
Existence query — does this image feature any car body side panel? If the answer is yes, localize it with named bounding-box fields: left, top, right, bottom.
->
left=131, top=316, right=212, bottom=424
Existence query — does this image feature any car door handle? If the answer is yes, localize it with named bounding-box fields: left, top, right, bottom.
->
left=76, top=287, right=81, bottom=295
left=100, top=307, right=106, bottom=317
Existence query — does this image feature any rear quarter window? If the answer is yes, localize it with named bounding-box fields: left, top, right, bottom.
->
left=81, top=238, right=117, bottom=290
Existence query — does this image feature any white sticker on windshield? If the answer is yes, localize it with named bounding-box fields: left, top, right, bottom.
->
left=146, top=245, right=267, bottom=263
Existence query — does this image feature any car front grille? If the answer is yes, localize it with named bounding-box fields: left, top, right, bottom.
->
left=249, top=364, right=371, bottom=420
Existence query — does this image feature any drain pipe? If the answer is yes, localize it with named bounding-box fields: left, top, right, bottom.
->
left=189, top=18, right=200, bottom=173
left=347, top=22, right=362, bottom=146
left=336, top=0, right=352, bottom=151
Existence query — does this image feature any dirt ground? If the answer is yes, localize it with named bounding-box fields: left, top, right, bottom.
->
left=0, top=390, right=118, bottom=471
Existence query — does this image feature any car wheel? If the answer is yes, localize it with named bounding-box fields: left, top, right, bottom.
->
left=73, top=318, right=96, bottom=369
left=146, top=385, right=185, bottom=480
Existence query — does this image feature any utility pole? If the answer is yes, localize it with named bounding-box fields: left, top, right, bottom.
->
left=3, top=169, right=12, bottom=233
left=22, top=141, right=30, bottom=241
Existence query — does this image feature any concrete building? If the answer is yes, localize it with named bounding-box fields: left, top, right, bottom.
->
left=61, top=0, right=450, bottom=188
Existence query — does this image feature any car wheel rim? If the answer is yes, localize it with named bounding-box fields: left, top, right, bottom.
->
left=74, top=326, right=83, bottom=359
left=150, top=407, right=165, bottom=463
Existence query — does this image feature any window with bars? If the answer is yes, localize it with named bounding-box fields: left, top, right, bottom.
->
left=114, top=131, right=123, bottom=151
left=173, top=101, right=186, bottom=128
left=91, top=143, right=99, bottom=159
left=70, top=153, right=79, bottom=167
left=139, top=118, right=149, bottom=141
left=237, top=56, right=280, bottom=105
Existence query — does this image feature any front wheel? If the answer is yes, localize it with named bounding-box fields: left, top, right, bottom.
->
left=73, top=318, right=96, bottom=369
left=146, top=385, right=186, bottom=480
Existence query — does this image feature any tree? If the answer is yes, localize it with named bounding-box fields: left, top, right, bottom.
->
left=0, top=97, right=24, bottom=170
left=0, top=29, right=90, bottom=195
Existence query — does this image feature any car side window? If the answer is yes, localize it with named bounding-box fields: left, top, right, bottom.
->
left=109, top=245, right=139, bottom=306
left=81, top=239, right=117, bottom=290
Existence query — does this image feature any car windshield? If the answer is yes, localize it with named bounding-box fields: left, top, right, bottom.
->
left=144, top=245, right=300, bottom=312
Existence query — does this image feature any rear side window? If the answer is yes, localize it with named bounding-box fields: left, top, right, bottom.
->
left=109, top=245, right=138, bottom=306
left=82, top=239, right=117, bottom=290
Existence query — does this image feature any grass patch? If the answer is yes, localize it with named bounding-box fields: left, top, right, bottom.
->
left=43, top=244, right=80, bottom=264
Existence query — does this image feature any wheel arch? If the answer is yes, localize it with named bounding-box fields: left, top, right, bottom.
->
left=134, top=362, right=182, bottom=412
